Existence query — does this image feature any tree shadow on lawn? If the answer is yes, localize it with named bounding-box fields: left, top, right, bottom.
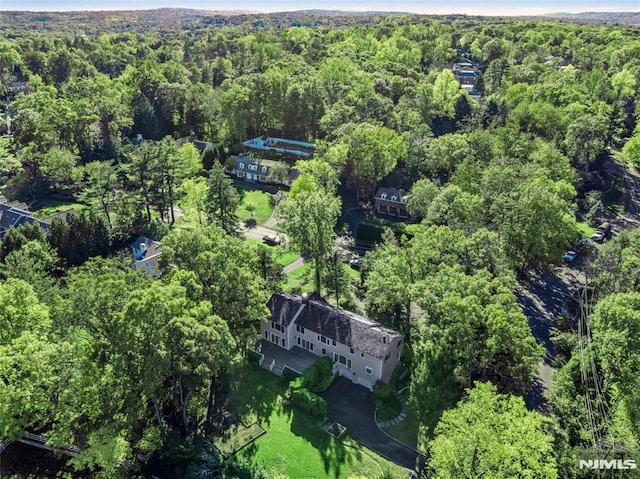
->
left=290, top=411, right=363, bottom=479
left=226, top=363, right=291, bottom=428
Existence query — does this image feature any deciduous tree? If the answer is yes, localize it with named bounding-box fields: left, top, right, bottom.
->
left=428, top=382, right=558, bottom=479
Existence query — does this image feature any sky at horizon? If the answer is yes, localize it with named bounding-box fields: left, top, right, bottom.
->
left=0, top=0, right=638, bottom=16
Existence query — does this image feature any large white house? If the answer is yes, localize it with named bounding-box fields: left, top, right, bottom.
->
left=260, top=293, right=403, bottom=391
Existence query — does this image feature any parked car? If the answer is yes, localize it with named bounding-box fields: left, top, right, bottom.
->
left=563, top=250, right=578, bottom=262
left=262, top=234, right=281, bottom=246
left=591, top=222, right=611, bottom=243
left=349, top=258, right=363, bottom=270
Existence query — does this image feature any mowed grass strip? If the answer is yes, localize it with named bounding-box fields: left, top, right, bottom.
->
left=226, top=362, right=407, bottom=479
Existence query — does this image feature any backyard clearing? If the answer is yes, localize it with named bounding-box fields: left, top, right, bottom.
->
left=226, top=362, right=408, bottom=479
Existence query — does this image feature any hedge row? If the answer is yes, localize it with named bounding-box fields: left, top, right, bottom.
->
left=290, top=387, right=327, bottom=418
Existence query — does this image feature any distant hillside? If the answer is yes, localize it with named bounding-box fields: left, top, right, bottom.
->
left=0, top=8, right=411, bottom=34
left=0, top=8, right=638, bottom=35
left=0, top=8, right=250, bottom=34
left=545, top=11, right=640, bottom=25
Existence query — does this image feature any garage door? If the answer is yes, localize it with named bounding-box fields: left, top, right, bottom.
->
left=357, top=377, right=373, bottom=391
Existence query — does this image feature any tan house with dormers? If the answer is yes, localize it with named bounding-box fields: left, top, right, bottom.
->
left=260, top=293, right=403, bottom=391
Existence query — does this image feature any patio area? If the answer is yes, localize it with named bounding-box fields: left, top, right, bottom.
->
left=255, top=339, right=318, bottom=376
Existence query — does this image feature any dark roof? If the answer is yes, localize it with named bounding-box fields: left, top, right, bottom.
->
left=454, top=70, right=478, bottom=77
left=374, top=187, right=408, bottom=203
left=267, top=293, right=307, bottom=328
left=41, top=208, right=78, bottom=224
left=0, top=208, right=25, bottom=230
left=268, top=293, right=401, bottom=360
left=0, top=202, right=51, bottom=238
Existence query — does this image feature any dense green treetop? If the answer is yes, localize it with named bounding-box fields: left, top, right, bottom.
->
left=428, top=381, right=558, bottom=479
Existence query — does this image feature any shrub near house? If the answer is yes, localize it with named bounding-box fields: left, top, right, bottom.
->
left=287, top=357, right=333, bottom=418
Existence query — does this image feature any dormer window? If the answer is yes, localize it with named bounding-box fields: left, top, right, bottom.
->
left=262, top=166, right=267, bottom=173
left=239, top=163, right=245, bottom=169
left=401, top=196, right=408, bottom=204
left=381, top=193, right=387, bottom=200
left=391, top=196, right=397, bottom=202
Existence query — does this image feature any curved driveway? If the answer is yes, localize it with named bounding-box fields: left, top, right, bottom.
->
left=321, top=378, right=425, bottom=478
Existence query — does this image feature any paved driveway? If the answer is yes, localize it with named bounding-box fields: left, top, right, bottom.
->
left=517, top=267, right=579, bottom=412
left=321, top=378, right=425, bottom=478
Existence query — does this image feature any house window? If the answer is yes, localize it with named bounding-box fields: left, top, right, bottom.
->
left=320, top=336, right=327, bottom=344
left=272, top=322, right=284, bottom=333
left=391, top=196, right=397, bottom=201
left=349, top=348, right=354, bottom=355
left=322, top=348, right=326, bottom=355
left=361, top=352, right=364, bottom=358
left=264, top=331, right=268, bottom=338
left=239, top=163, right=245, bottom=169
left=281, top=338, right=285, bottom=347
left=380, top=193, right=387, bottom=199
left=262, top=166, right=267, bottom=172
left=365, top=366, right=373, bottom=375
left=347, top=359, right=352, bottom=369
left=383, top=336, right=387, bottom=344
left=338, top=355, right=346, bottom=365
left=296, top=325, right=305, bottom=334
left=332, top=339, right=336, bottom=346
left=297, top=337, right=300, bottom=345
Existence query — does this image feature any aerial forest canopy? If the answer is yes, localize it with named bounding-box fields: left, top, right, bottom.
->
left=0, top=9, right=639, bottom=479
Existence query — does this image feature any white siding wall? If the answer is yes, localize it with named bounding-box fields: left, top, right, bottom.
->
left=260, top=318, right=402, bottom=392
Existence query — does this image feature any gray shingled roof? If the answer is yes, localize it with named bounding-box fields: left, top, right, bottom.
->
left=267, top=293, right=401, bottom=360
left=267, top=293, right=306, bottom=328
left=374, top=187, right=408, bottom=203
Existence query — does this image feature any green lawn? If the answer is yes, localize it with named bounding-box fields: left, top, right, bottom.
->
left=245, top=238, right=299, bottom=267
left=382, top=405, right=423, bottom=452
left=226, top=362, right=407, bottom=479
left=376, top=394, right=402, bottom=423
left=344, top=263, right=361, bottom=282
left=575, top=220, right=595, bottom=238
left=236, top=188, right=275, bottom=224
left=275, top=251, right=298, bottom=267
left=282, top=263, right=360, bottom=294
left=215, top=421, right=265, bottom=458
left=32, top=197, right=89, bottom=219
left=282, top=262, right=313, bottom=292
